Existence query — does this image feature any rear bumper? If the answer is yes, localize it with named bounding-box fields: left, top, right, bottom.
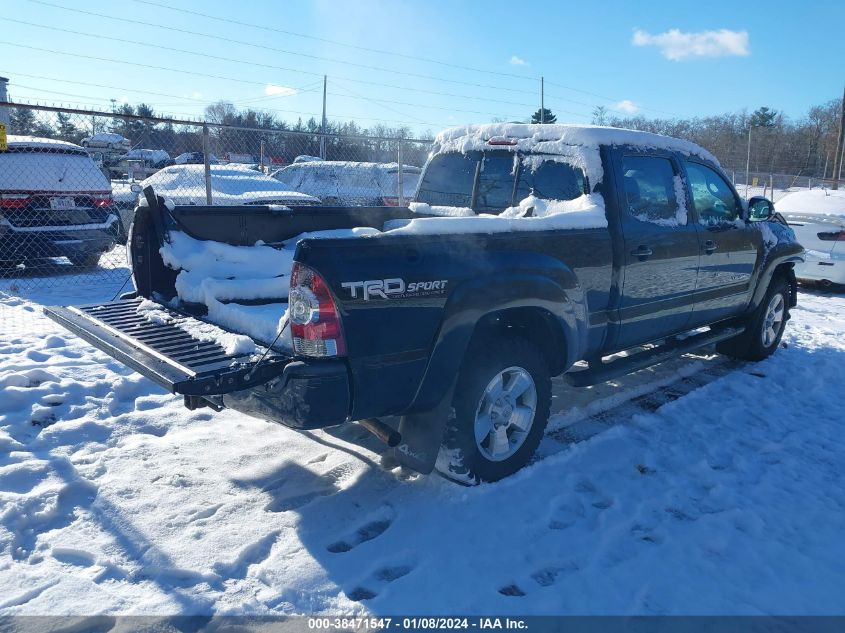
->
left=0, top=215, right=120, bottom=260
left=220, top=359, right=351, bottom=429
left=795, top=251, right=845, bottom=285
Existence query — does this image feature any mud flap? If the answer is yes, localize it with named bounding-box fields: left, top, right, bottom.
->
left=390, top=386, right=455, bottom=474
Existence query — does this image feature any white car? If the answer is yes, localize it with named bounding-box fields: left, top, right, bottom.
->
left=81, top=133, right=132, bottom=151
left=777, top=188, right=845, bottom=287
left=1, top=136, right=120, bottom=268
left=140, top=163, right=320, bottom=206
left=273, top=160, right=421, bottom=206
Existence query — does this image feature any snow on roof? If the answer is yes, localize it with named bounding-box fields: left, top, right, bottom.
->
left=141, top=163, right=319, bottom=205
left=5, top=135, right=87, bottom=153
left=776, top=188, right=845, bottom=218
left=433, top=124, right=719, bottom=186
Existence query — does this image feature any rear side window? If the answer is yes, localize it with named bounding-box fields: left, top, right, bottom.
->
left=684, top=161, right=740, bottom=224
left=475, top=154, right=517, bottom=212
left=516, top=158, right=586, bottom=202
left=416, top=152, right=478, bottom=207
left=621, top=155, right=684, bottom=226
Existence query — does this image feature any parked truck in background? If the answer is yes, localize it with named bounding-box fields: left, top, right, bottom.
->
left=45, top=124, right=803, bottom=484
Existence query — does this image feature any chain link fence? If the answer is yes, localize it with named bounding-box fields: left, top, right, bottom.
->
left=1, top=101, right=840, bottom=315
left=0, top=103, right=432, bottom=305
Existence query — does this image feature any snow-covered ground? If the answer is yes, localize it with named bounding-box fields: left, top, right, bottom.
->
left=1, top=282, right=844, bottom=615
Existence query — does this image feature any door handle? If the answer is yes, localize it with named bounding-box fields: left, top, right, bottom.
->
left=631, top=245, right=654, bottom=261
left=704, top=240, right=717, bottom=254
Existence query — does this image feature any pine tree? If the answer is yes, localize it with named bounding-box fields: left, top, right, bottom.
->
left=530, top=107, right=557, bottom=124
left=749, top=106, right=778, bottom=128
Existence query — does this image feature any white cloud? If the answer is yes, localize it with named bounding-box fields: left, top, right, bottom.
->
left=615, top=99, right=639, bottom=113
left=264, top=84, right=298, bottom=97
left=509, top=55, right=528, bottom=66
left=632, top=28, right=750, bottom=61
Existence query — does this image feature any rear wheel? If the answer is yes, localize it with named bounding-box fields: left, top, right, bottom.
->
left=716, top=276, right=790, bottom=361
left=435, top=337, right=551, bottom=484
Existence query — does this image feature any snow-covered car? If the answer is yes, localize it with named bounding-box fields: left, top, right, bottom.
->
left=139, top=163, right=320, bottom=206
left=80, top=132, right=131, bottom=151
left=272, top=161, right=421, bottom=206
left=174, top=152, right=219, bottom=165
left=776, top=189, right=845, bottom=287
left=0, top=136, right=120, bottom=268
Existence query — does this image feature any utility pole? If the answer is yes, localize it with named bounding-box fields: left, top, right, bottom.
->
left=540, top=76, right=545, bottom=124
left=831, top=84, right=845, bottom=190
left=745, top=124, right=753, bottom=200
left=320, top=75, right=327, bottom=160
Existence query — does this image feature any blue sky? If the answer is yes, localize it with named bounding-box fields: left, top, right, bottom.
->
left=2, top=0, right=842, bottom=136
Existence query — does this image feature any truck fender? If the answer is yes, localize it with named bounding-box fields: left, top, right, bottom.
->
left=750, top=243, right=804, bottom=311
left=418, top=270, right=585, bottom=409
left=391, top=271, right=585, bottom=474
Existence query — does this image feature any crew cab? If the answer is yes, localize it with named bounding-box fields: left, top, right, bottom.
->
left=44, top=124, right=803, bottom=484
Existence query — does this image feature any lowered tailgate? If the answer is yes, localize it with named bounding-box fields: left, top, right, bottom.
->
left=43, top=298, right=291, bottom=396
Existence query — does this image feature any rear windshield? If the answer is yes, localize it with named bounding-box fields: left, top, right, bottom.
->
left=416, top=151, right=587, bottom=213
left=0, top=148, right=109, bottom=192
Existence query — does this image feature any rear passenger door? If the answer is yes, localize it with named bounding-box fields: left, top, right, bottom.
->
left=683, top=160, right=760, bottom=325
left=614, top=151, right=701, bottom=349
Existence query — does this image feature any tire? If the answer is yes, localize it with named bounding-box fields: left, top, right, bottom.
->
left=68, top=252, right=102, bottom=269
left=716, top=276, right=790, bottom=361
left=435, top=337, right=551, bottom=484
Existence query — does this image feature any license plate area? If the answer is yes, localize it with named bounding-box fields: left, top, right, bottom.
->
left=50, top=196, right=77, bottom=210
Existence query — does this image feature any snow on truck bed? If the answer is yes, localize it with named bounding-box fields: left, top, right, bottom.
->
left=154, top=228, right=379, bottom=348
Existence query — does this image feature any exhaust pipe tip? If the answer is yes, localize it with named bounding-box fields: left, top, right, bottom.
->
left=357, top=418, right=401, bottom=447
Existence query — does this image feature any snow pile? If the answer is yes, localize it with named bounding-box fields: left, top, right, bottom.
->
left=156, top=232, right=293, bottom=347
left=387, top=193, right=607, bottom=235
left=136, top=299, right=257, bottom=356
left=433, top=124, right=719, bottom=188
left=776, top=188, right=845, bottom=218
left=154, top=227, right=379, bottom=346
left=407, top=202, right=475, bottom=217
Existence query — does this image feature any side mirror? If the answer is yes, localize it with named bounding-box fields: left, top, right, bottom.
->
left=130, top=183, right=143, bottom=194
left=748, top=196, right=774, bottom=222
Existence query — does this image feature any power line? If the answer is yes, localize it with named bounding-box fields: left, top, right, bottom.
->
left=126, top=0, right=673, bottom=116
left=130, top=0, right=539, bottom=83
left=21, top=2, right=545, bottom=100
left=10, top=14, right=596, bottom=115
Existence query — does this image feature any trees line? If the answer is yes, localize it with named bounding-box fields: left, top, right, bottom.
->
left=7, top=96, right=844, bottom=178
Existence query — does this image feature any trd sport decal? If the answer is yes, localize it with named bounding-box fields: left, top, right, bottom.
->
left=341, top=278, right=448, bottom=301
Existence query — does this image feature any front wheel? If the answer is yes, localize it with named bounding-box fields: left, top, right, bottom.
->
left=717, top=276, right=790, bottom=361
left=435, top=337, right=551, bottom=484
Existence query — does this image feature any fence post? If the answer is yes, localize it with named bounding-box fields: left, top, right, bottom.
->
left=397, top=141, right=404, bottom=207
left=202, top=123, right=212, bottom=205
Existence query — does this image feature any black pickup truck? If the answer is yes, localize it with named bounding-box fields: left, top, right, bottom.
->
left=45, top=124, right=804, bottom=484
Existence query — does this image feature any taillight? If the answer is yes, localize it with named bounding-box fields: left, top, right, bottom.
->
left=289, top=262, right=346, bottom=357
left=817, top=230, right=845, bottom=241
left=0, top=194, right=30, bottom=209
left=382, top=196, right=400, bottom=206
left=93, top=196, right=113, bottom=208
